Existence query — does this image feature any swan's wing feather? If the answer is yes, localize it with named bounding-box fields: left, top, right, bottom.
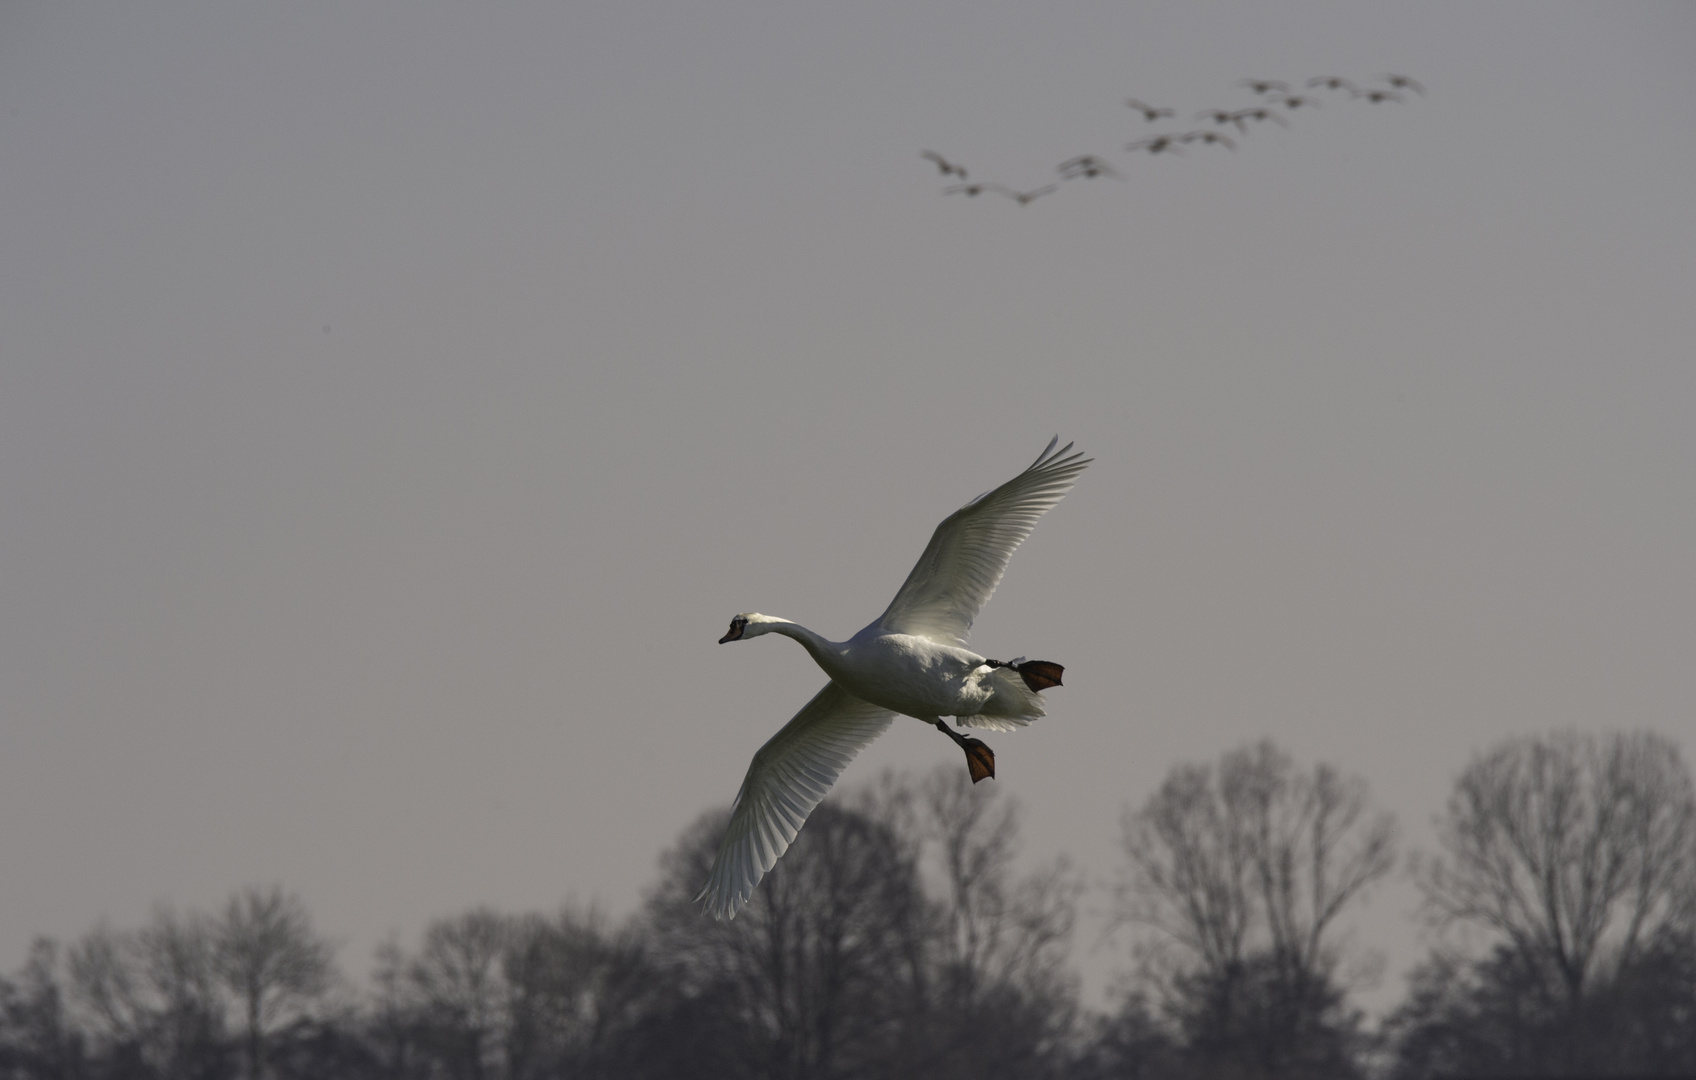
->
left=875, top=437, right=1090, bottom=646
left=696, top=682, right=895, bottom=919
left=954, top=714, right=1032, bottom=732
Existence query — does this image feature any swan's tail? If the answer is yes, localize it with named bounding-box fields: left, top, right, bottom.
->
left=956, top=667, right=1051, bottom=732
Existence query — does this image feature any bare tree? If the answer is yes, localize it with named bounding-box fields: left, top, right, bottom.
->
left=1386, top=930, right=1696, bottom=1078
left=1121, top=742, right=1394, bottom=974
left=65, top=908, right=229, bottom=1079
left=1227, top=744, right=1398, bottom=979
left=1115, top=741, right=1395, bottom=1078
left=501, top=905, right=662, bottom=1080
left=407, top=908, right=513, bottom=1080
left=1414, top=730, right=1696, bottom=1006
left=645, top=801, right=932, bottom=1080
left=1118, top=760, right=1257, bottom=981
left=870, top=768, right=1079, bottom=1008
left=865, top=767, right=1081, bottom=1080
left=214, top=886, right=336, bottom=1080
left=0, top=939, right=87, bottom=1080
left=66, top=923, right=150, bottom=1054
left=370, top=904, right=660, bottom=1080
left=367, top=936, right=423, bottom=1080
left=141, top=906, right=227, bottom=1076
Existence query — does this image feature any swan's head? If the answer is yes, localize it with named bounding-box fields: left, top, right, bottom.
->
left=718, top=612, right=782, bottom=643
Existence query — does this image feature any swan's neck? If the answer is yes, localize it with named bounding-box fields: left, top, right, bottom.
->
left=756, top=618, right=842, bottom=668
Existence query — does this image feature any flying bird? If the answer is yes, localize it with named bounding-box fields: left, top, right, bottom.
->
left=1196, top=109, right=1246, bottom=132
left=1001, top=184, right=1058, bottom=205
left=1181, top=130, right=1236, bottom=150
left=1306, top=76, right=1358, bottom=92
left=1379, top=73, right=1426, bottom=95
left=1126, top=134, right=1184, bottom=155
left=1239, top=78, right=1290, bottom=95
left=697, top=438, right=1091, bottom=920
left=1124, top=98, right=1177, bottom=121
left=1273, top=93, right=1321, bottom=110
left=1231, top=107, right=1291, bottom=128
left=1353, top=88, right=1405, bottom=104
left=1058, top=155, right=1124, bottom=180
left=943, top=182, right=998, bottom=197
left=922, top=150, right=969, bottom=179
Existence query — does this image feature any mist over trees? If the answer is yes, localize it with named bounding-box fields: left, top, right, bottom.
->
left=4, top=733, right=1694, bottom=1079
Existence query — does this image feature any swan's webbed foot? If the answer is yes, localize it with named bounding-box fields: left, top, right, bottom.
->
left=933, top=719, right=995, bottom=783
left=984, top=657, right=1066, bottom=692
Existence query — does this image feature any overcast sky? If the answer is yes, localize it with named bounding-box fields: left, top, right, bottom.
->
left=3, top=1, right=1693, bottom=1014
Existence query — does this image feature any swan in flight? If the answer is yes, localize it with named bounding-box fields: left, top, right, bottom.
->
left=698, top=437, right=1090, bottom=919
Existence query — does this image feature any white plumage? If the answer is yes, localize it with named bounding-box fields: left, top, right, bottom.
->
left=698, top=437, right=1090, bottom=919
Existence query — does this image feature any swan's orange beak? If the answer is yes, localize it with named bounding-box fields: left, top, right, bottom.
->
left=719, top=622, right=745, bottom=644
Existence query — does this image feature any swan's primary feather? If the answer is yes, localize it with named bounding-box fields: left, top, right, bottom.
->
left=875, top=437, right=1092, bottom=647
left=696, top=682, right=894, bottom=919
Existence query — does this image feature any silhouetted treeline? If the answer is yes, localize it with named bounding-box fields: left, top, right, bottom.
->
left=4, top=732, right=1694, bottom=1079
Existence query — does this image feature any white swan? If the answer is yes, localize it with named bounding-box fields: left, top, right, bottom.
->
left=698, top=437, right=1090, bottom=919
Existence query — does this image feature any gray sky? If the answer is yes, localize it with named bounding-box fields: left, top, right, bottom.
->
left=3, top=1, right=1693, bottom=1014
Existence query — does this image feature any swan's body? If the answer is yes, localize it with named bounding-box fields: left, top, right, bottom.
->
left=730, top=618, right=1047, bottom=731
left=698, top=438, right=1090, bottom=919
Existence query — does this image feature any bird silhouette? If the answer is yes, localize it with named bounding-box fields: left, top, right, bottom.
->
left=1274, top=93, right=1321, bottom=110
left=1306, top=76, right=1358, bottom=92
left=1379, top=74, right=1425, bottom=96
left=1239, top=78, right=1290, bottom=95
left=1180, top=130, right=1236, bottom=150
left=1195, top=108, right=1245, bottom=131
left=1126, top=134, right=1184, bottom=155
left=943, top=182, right=996, bottom=197
left=1058, top=155, right=1124, bottom=180
left=1231, top=107, right=1291, bottom=128
left=922, top=150, right=968, bottom=179
left=999, top=184, right=1057, bottom=205
left=1124, top=98, right=1177, bottom=122
left=1353, top=88, right=1405, bottom=104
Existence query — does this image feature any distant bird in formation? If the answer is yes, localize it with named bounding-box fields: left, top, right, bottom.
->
left=921, top=150, right=968, bottom=179
left=925, top=73, right=1423, bottom=209
left=1058, top=155, right=1124, bottom=180
left=1232, top=107, right=1291, bottom=128
left=1181, top=130, right=1236, bottom=150
left=945, top=181, right=1054, bottom=205
left=697, top=438, right=1089, bottom=920
left=1124, top=98, right=1177, bottom=121
left=1126, top=133, right=1183, bottom=155
left=1003, top=184, right=1057, bottom=205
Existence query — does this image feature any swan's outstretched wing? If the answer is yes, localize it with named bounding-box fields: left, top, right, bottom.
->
left=697, top=682, right=895, bottom=919
left=874, top=437, right=1090, bottom=647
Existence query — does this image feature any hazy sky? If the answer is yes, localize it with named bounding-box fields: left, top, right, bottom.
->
left=3, top=2, right=1693, bottom=1013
